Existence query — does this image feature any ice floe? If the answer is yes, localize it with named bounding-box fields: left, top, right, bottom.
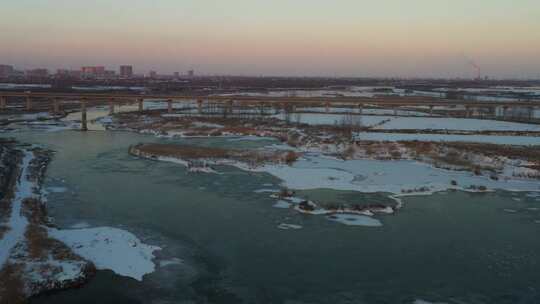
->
left=159, top=257, right=184, bottom=268
left=327, top=214, right=383, bottom=227
left=254, top=188, right=279, bottom=193
left=46, top=186, right=68, bottom=193
left=277, top=223, right=303, bottom=230
left=273, top=200, right=292, bottom=209
left=48, top=227, right=161, bottom=281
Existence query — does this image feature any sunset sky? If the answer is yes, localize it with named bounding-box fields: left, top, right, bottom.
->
left=2, top=0, right=539, bottom=78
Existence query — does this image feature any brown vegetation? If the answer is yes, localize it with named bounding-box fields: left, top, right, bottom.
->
left=0, top=263, right=25, bottom=304
left=130, top=143, right=302, bottom=167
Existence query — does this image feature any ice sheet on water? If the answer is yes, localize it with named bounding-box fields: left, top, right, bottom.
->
left=375, top=117, right=540, bottom=131
left=251, top=156, right=540, bottom=194
left=273, top=200, right=292, bottom=209
left=277, top=223, right=303, bottom=230
left=46, top=186, right=68, bottom=193
left=327, top=214, right=382, bottom=227
left=48, top=226, right=161, bottom=281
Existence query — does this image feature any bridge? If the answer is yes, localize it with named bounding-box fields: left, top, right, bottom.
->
left=1, top=91, right=539, bottom=130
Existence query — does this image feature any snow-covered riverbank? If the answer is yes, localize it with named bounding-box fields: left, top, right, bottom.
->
left=0, top=144, right=161, bottom=301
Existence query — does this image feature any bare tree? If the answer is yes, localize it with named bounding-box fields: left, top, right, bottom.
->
left=338, top=112, right=363, bottom=141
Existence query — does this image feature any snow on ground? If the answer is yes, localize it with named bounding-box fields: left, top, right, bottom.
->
left=356, top=132, right=540, bottom=146
left=191, top=121, right=224, bottom=129
left=72, top=85, right=144, bottom=91
left=144, top=100, right=198, bottom=111
left=272, top=113, right=393, bottom=126
left=0, top=149, right=160, bottom=283
left=227, top=136, right=276, bottom=142
left=48, top=227, right=160, bottom=281
left=0, top=112, right=54, bottom=122
left=327, top=214, right=383, bottom=227
left=374, top=117, right=540, bottom=131
left=0, top=151, right=34, bottom=266
left=296, top=107, right=431, bottom=116
left=0, top=83, right=51, bottom=89
left=248, top=156, right=540, bottom=194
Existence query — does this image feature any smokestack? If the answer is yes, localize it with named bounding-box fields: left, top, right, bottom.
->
left=468, top=59, right=481, bottom=80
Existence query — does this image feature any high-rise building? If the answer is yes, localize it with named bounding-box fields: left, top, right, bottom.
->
left=0, top=65, right=14, bottom=78
left=148, top=71, right=157, bottom=79
left=56, top=69, right=83, bottom=80
left=81, top=66, right=106, bottom=78
left=173, top=72, right=180, bottom=79
left=119, top=65, right=133, bottom=78
left=25, top=68, right=49, bottom=78
left=187, top=70, right=194, bottom=77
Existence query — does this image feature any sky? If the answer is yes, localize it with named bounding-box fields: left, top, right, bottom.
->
left=1, top=0, right=540, bottom=78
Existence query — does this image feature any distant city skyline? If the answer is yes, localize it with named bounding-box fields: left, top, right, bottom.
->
left=1, top=0, right=539, bottom=78
left=0, top=63, right=198, bottom=79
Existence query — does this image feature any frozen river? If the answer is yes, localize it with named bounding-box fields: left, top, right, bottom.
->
left=0, top=127, right=536, bottom=304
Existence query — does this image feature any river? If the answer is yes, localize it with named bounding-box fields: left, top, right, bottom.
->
left=2, top=123, right=540, bottom=303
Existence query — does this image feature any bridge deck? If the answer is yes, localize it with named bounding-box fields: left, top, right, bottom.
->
left=0, top=91, right=539, bottom=107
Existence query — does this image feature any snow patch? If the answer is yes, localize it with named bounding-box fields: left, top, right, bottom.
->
left=48, top=227, right=161, bottom=281
left=0, top=151, right=34, bottom=267
left=273, top=200, right=292, bottom=209
left=327, top=214, right=383, bottom=227
left=277, top=223, right=303, bottom=230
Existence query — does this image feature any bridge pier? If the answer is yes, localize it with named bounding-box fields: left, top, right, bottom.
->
left=228, top=100, right=234, bottom=115
left=0, top=96, right=6, bottom=110
left=167, top=99, right=173, bottom=114
left=138, top=98, right=144, bottom=113
left=53, top=98, right=60, bottom=115
left=197, top=99, right=203, bottom=114
left=81, top=99, right=88, bottom=131
left=26, top=96, right=32, bottom=111
left=259, top=102, right=266, bottom=117
left=109, top=99, right=115, bottom=115
left=465, top=106, right=471, bottom=118
left=357, top=104, right=363, bottom=114
left=429, top=105, right=434, bottom=117
left=325, top=102, right=330, bottom=113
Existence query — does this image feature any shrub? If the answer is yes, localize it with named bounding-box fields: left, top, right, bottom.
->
left=299, top=201, right=315, bottom=211
left=284, top=151, right=299, bottom=165
left=278, top=188, right=293, bottom=198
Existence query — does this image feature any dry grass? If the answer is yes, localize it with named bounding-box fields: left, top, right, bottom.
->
left=134, top=144, right=231, bottom=159
left=0, top=263, right=25, bottom=304
left=443, top=142, right=540, bottom=163
left=132, top=143, right=301, bottom=167
left=22, top=198, right=85, bottom=262
left=0, top=225, right=9, bottom=240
